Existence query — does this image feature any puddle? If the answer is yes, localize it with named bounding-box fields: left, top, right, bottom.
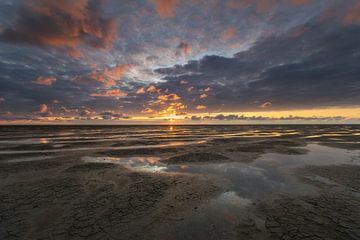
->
left=86, top=144, right=360, bottom=200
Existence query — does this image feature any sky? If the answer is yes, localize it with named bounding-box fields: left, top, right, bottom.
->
left=0, top=0, right=360, bottom=124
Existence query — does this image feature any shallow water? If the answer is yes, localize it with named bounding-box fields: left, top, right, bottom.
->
left=83, top=143, right=360, bottom=199
left=1, top=126, right=360, bottom=194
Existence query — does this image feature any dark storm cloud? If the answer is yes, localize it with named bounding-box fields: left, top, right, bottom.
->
left=0, top=0, right=117, bottom=54
left=153, top=19, right=360, bottom=111
left=187, top=114, right=346, bottom=122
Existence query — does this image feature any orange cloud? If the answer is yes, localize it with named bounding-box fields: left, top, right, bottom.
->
left=3, top=111, right=12, bottom=117
left=343, top=0, right=360, bottom=25
left=146, top=85, right=159, bottom=93
left=158, top=102, right=187, bottom=116
left=136, top=87, right=146, bottom=94
left=177, top=42, right=191, bottom=56
left=180, top=80, right=188, bottom=84
left=202, top=87, right=211, bottom=92
left=142, top=108, right=155, bottom=114
left=199, top=93, right=208, bottom=99
left=221, top=26, right=237, bottom=41
left=90, top=89, right=127, bottom=98
left=196, top=105, right=207, bottom=110
left=151, top=99, right=166, bottom=105
left=150, top=0, right=181, bottom=18
left=39, top=104, right=48, bottom=113
left=33, top=76, right=56, bottom=86
left=260, top=102, right=272, bottom=108
left=157, top=94, right=181, bottom=101
left=90, top=64, right=131, bottom=87
left=0, top=0, right=117, bottom=55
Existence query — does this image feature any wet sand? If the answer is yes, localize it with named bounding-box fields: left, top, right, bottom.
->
left=0, top=125, right=360, bottom=239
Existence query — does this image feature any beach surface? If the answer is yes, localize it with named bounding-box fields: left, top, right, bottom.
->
left=0, top=125, right=360, bottom=239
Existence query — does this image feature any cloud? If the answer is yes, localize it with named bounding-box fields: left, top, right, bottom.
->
left=226, top=0, right=313, bottom=13
left=3, top=111, right=12, bottom=117
left=150, top=0, right=181, bottom=18
left=146, top=85, right=160, bottom=93
left=221, top=26, right=237, bottom=41
left=343, top=0, right=360, bottom=26
left=158, top=102, right=187, bottom=115
left=90, top=89, right=127, bottom=98
left=290, top=0, right=312, bottom=6
left=226, top=0, right=277, bottom=14
left=33, top=76, right=56, bottom=86
left=199, top=93, right=208, bottom=99
left=189, top=114, right=346, bottom=122
left=157, top=93, right=181, bottom=101
left=176, top=42, right=191, bottom=56
left=136, top=87, right=146, bottom=94
left=0, top=97, right=5, bottom=101
left=196, top=105, right=207, bottom=110
left=154, top=22, right=360, bottom=111
left=100, top=111, right=128, bottom=120
left=201, top=87, right=211, bottom=92
left=0, top=0, right=117, bottom=54
left=89, top=64, right=131, bottom=87
left=38, top=104, right=48, bottom=113
left=142, top=108, right=155, bottom=114
left=0, top=0, right=357, bottom=119
left=260, top=102, right=272, bottom=108
left=78, top=109, right=95, bottom=117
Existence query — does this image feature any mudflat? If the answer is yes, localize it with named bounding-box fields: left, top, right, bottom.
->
left=0, top=125, right=359, bottom=239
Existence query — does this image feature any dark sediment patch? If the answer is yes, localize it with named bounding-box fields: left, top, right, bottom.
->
left=164, top=152, right=229, bottom=164
left=319, top=142, right=360, bottom=151
left=99, top=147, right=183, bottom=157
left=0, top=159, right=67, bottom=179
left=64, top=162, right=117, bottom=173
left=0, top=152, right=58, bottom=162
left=224, top=139, right=307, bottom=155
left=274, top=147, right=309, bottom=155
left=299, top=165, right=360, bottom=191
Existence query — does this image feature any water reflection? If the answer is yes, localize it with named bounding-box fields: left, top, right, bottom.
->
left=38, top=138, right=49, bottom=144
left=89, top=144, right=360, bottom=200
left=82, top=156, right=167, bottom=172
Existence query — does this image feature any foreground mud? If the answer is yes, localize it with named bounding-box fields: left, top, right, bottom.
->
left=254, top=165, right=360, bottom=240
left=0, top=160, right=223, bottom=240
